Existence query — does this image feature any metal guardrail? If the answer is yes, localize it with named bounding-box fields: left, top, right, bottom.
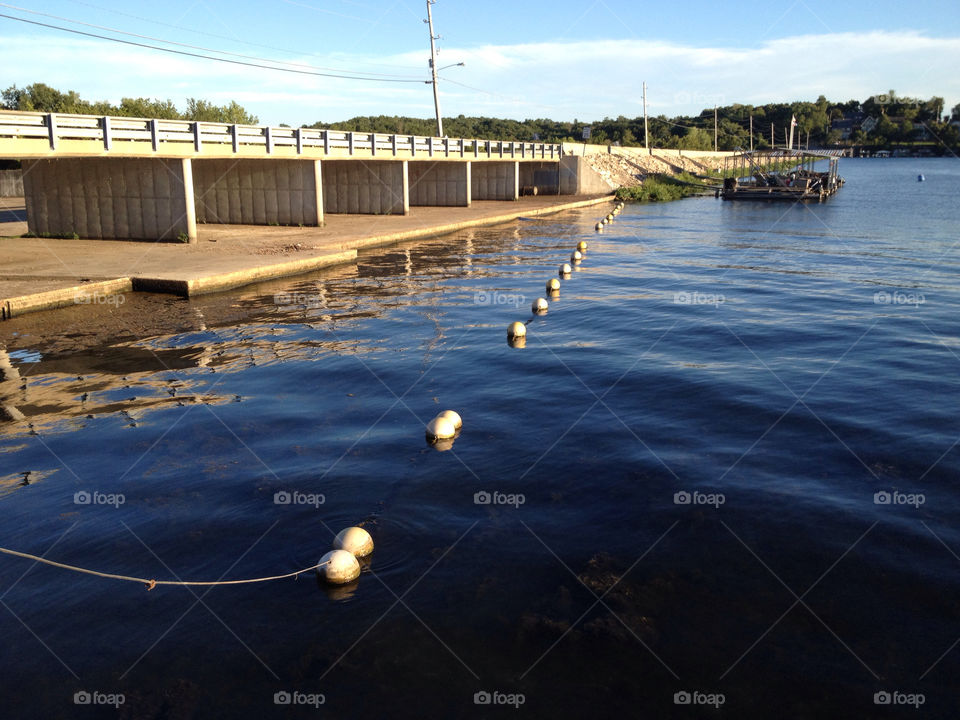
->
left=0, top=111, right=562, bottom=160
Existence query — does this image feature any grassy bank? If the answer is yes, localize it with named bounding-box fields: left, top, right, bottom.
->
left=615, top=172, right=715, bottom=202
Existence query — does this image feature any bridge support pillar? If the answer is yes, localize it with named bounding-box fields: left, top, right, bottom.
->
left=408, top=161, right=471, bottom=207
left=181, top=158, right=198, bottom=243
left=21, top=157, right=197, bottom=242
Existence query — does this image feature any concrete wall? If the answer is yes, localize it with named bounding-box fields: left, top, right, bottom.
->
left=323, top=160, right=407, bottom=215
left=472, top=162, right=517, bottom=201
left=192, top=159, right=322, bottom=226
left=21, top=157, right=195, bottom=241
left=0, top=169, right=23, bottom=197
left=409, top=161, right=470, bottom=206
left=519, top=162, right=560, bottom=195
left=559, top=156, right=612, bottom=195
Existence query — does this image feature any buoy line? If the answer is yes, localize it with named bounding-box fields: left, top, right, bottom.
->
left=0, top=525, right=376, bottom=589
left=0, top=546, right=321, bottom=591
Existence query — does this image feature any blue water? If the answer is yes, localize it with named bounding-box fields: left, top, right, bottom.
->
left=1, top=158, right=958, bottom=718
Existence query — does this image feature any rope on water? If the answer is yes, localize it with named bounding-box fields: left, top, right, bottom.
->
left=0, top=547, right=323, bottom=591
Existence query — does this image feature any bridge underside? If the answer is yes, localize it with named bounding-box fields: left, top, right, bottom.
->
left=19, top=157, right=573, bottom=241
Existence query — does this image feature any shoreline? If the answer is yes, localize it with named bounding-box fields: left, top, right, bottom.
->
left=1, top=194, right=611, bottom=320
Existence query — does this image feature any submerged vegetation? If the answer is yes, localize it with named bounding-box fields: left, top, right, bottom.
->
left=615, top=173, right=714, bottom=202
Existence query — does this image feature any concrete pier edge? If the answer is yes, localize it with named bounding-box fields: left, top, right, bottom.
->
left=2, top=195, right=612, bottom=317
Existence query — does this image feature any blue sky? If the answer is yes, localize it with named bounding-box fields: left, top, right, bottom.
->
left=1, top=0, right=959, bottom=126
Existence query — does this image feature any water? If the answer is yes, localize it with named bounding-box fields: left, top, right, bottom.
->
left=1, top=158, right=958, bottom=718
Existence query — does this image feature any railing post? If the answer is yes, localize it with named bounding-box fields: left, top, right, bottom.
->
left=510, top=142, right=516, bottom=158
left=443, top=137, right=449, bottom=157
left=151, top=119, right=160, bottom=152
left=193, top=122, right=202, bottom=152
left=460, top=138, right=464, bottom=158
left=473, top=139, right=478, bottom=158
left=486, top=140, right=491, bottom=157
left=323, top=130, right=330, bottom=155
left=429, top=137, right=434, bottom=158
left=296, top=127, right=303, bottom=154
left=265, top=126, right=273, bottom=154
left=521, top=142, right=525, bottom=158
left=498, top=141, right=503, bottom=158
left=102, top=116, right=112, bottom=151
left=231, top=124, right=239, bottom=153
left=46, top=113, right=57, bottom=150
left=392, top=134, right=398, bottom=157
left=371, top=133, right=376, bottom=157
left=410, top=135, right=416, bottom=157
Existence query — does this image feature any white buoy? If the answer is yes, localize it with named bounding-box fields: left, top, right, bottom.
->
left=571, top=250, right=583, bottom=262
left=532, top=297, right=548, bottom=314
left=334, top=527, right=374, bottom=558
left=577, top=241, right=588, bottom=251
left=318, top=549, right=360, bottom=584
left=606, top=214, right=614, bottom=221
left=560, top=263, right=572, bottom=276
left=426, top=415, right=457, bottom=440
left=546, top=277, right=560, bottom=292
left=595, top=223, right=603, bottom=231
left=507, top=321, right=527, bottom=339
left=435, top=409, right=462, bottom=429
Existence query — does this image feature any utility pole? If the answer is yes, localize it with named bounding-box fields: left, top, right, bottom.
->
left=714, top=105, right=718, bottom=152
left=642, top=81, right=649, bottom=154
left=425, top=0, right=443, bottom=137
left=749, top=114, right=753, bottom=152
left=770, top=122, right=774, bottom=149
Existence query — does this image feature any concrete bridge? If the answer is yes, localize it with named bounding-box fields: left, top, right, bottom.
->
left=0, top=111, right=604, bottom=243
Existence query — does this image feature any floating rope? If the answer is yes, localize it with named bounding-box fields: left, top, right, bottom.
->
left=0, top=547, right=323, bottom=591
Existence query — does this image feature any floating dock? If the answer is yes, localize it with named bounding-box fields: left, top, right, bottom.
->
left=719, top=149, right=844, bottom=202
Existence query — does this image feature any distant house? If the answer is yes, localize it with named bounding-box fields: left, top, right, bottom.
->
left=831, top=112, right=877, bottom=140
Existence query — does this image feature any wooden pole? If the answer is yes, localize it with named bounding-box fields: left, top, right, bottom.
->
left=770, top=122, right=774, bottom=149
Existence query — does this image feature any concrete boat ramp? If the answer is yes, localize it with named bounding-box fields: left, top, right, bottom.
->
left=1, top=195, right=611, bottom=319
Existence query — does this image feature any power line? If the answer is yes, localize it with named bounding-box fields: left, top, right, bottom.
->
left=0, top=12, right=427, bottom=83
left=0, top=3, right=422, bottom=80
left=60, top=0, right=424, bottom=71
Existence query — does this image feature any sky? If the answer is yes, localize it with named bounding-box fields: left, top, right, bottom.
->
left=1, top=0, right=959, bottom=127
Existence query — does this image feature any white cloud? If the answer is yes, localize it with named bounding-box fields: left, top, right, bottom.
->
left=1, top=29, right=957, bottom=126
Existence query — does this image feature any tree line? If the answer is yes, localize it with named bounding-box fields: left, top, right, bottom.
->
left=3, top=82, right=958, bottom=151
left=2, top=82, right=258, bottom=124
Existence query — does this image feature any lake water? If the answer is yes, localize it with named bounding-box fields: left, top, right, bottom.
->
left=1, top=158, right=958, bottom=718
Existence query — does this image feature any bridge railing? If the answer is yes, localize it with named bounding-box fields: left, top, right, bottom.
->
left=0, top=111, right=562, bottom=160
